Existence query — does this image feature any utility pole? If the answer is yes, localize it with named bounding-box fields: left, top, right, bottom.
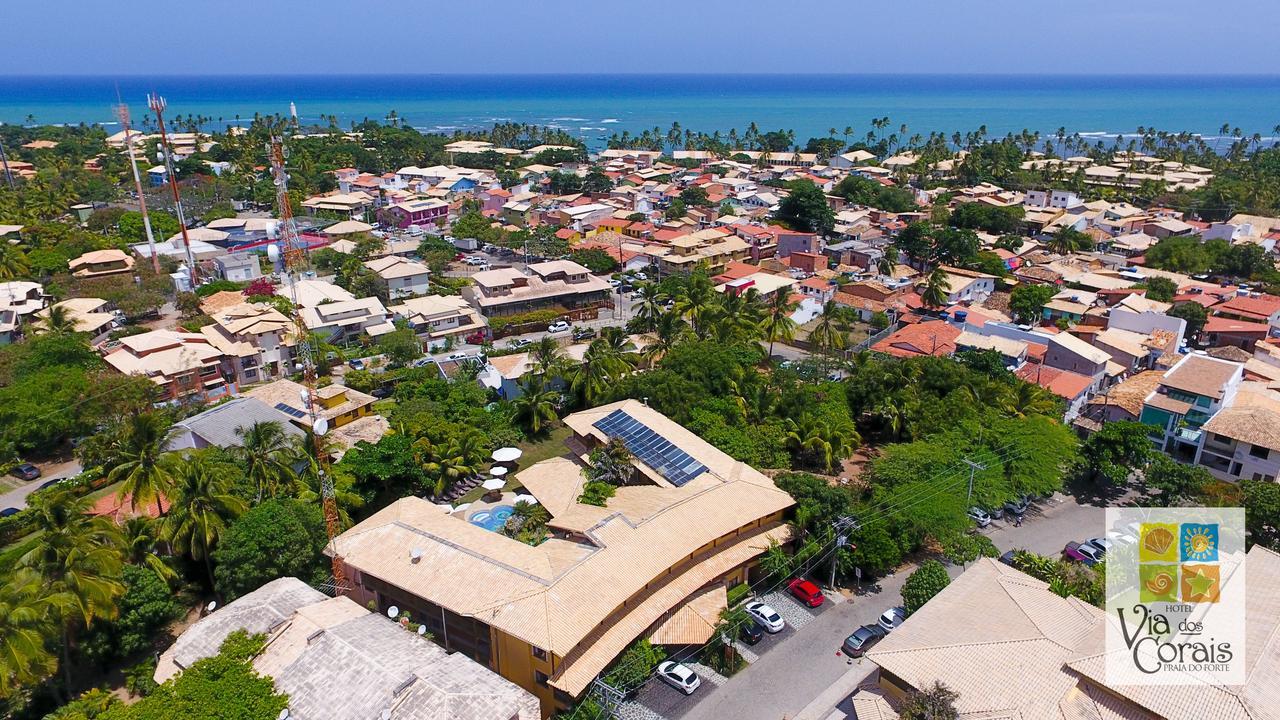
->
left=115, top=95, right=160, bottom=273
left=962, top=458, right=987, bottom=504
left=148, top=94, right=198, bottom=285
left=0, top=133, right=15, bottom=192
left=829, top=515, right=859, bottom=589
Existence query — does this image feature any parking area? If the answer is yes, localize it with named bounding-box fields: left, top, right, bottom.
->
left=625, top=586, right=832, bottom=720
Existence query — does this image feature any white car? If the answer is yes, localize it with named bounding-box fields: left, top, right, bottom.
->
left=878, top=606, right=906, bottom=633
left=463, top=256, right=488, bottom=266
left=745, top=600, right=785, bottom=633
left=1077, top=542, right=1106, bottom=565
left=547, top=320, right=571, bottom=333
left=967, top=507, right=992, bottom=528
left=1085, top=536, right=1113, bottom=553
left=656, top=661, right=701, bottom=695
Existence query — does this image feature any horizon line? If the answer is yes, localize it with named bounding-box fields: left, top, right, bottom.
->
left=3, top=71, right=1280, bottom=79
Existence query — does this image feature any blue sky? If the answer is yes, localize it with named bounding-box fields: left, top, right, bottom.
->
left=5, top=0, right=1278, bottom=75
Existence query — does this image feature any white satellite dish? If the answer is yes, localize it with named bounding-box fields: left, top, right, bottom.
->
left=381, top=710, right=392, bottom=720
left=312, top=417, right=329, bottom=436
left=410, top=547, right=423, bottom=563
left=387, top=606, right=399, bottom=619
left=417, top=625, right=427, bottom=636
left=266, top=244, right=280, bottom=262
left=278, top=710, right=290, bottom=720
left=206, top=601, right=218, bottom=613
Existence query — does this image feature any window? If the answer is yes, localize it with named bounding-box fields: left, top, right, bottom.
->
left=532, top=646, right=547, bottom=661
left=1249, top=444, right=1270, bottom=459
left=535, top=670, right=549, bottom=687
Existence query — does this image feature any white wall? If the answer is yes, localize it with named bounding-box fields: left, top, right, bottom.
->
left=1108, top=309, right=1187, bottom=351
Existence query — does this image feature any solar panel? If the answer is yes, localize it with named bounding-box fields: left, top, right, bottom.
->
left=274, top=402, right=308, bottom=419
left=592, top=409, right=707, bottom=487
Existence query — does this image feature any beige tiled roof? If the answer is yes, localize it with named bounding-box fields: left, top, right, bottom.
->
left=1089, top=370, right=1164, bottom=417
left=1161, top=354, right=1242, bottom=399
left=332, top=402, right=793, bottom=691
left=648, top=583, right=726, bottom=645
left=1203, top=383, right=1280, bottom=452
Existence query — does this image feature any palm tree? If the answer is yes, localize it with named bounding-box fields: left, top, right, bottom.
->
left=233, top=420, right=295, bottom=501
left=761, top=291, right=799, bottom=358
left=530, top=335, right=567, bottom=379
left=19, top=488, right=124, bottom=697
left=675, top=272, right=717, bottom=338
left=0, top=244, right=30, bottom=280
left=108, top=414, right=178, bottom=516
left=120, top=517, right=177, bottom=584
left=630, top=284, right=667, bottom=332
left=163, top=452, right=247, bottom=591
left=711, top=288, right=765, bottom=344
left=417, top=430, right=486, bottom=498
left=875, top=252, right=895, bottom=278
left=641, top=310, right=688, bottom=367
left=808, top=301, right=850, bottom=359
left=921, top=267, right=950, bottom=309
left=571, top=328, right=637, bottom=405
left=512, top=376, right=560, bottom=435
left=40, top=303, right=77, bottom=334
left=1001, top=382, right=1060, bottom=418
left=0, top=571, right=63, bottom=698
left=784, top=415, right=859, bottom=472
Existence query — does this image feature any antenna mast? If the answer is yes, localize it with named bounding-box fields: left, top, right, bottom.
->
left=147, top=94, right=198, bottom=285
left=115, top=96, right=160, bottom=273
left=268, top=134, right=346, bottom=591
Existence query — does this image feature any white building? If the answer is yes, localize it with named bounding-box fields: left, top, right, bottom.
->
left=364, top=256, right=431, bottom=299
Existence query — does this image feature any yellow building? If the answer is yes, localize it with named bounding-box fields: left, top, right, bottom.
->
left=330, top=400, right=794, bottom=717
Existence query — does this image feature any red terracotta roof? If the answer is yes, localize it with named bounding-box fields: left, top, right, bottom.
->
left=90, top=492, right=171, bottom=524
left=871, top=321, right=960, bottom=358
left=1215, top=294, right=1280, bottom=321
left=1014, top=364, right=1093, bottom=400
left=1204, top=316, right=1270, bottom=334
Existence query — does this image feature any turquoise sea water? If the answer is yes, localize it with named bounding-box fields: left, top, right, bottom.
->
left=1, top=74, right=1278, bottom=149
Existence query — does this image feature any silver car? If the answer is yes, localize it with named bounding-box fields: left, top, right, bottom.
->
left=878, top=606, right=906, bottom=633
left=656, top=661, right=701, bottom=695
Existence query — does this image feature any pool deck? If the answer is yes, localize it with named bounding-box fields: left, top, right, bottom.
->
left=452, top=490, right=520, bottom=520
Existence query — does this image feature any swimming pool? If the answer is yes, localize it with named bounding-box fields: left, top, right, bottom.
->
left=468, top=505, right=514, bottom=532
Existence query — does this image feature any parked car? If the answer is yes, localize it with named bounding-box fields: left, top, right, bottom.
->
left=463, top=255, right=488, bottom=266
left=9, top=463, right=40, bottom=481
left=446, top=352, right=472, bottom=362
left=1063, top=541, right=1103, bottom=566
left=38, top=477, right=66, bottom=490
left=787, top=578, right=825, bottom=607
left=412, top=357, right=433, bottom=368
left=656, top=661, right=701, bottom=695
left=572, top=327, right=597, bottom=341
left=547, top=320, right=571, bottom=333
left=878, top=606, right=906, bottom=633
left=985, top=504, right=1005, bottom=521
left=608, top=278, right=622, bottom=288
left=739, top=619, right=765, bottom=645
left=507, top=338, right=534, bottom=349
left=745, top=600, right=785, bottom=633
left=998, top=549, right=1018, bottom=567
left=465, top=330, right=487, bottom=345
left=967, top=507, right=992, bottom=528
left=1003, top=495, right=1031, bottom=516
left=347, top=358, right=366, bottom=371
left=1085, top=536, right=1113, bottom=553
left=842, top=624, right=888, bottom=657
left=0, top=507, right=19, bottom=517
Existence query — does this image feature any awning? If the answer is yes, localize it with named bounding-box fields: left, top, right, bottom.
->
left=649, top=583, right=727, bottom=645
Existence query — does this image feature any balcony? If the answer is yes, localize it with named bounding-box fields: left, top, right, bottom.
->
left=1175, top=426, right=1203, bottom=443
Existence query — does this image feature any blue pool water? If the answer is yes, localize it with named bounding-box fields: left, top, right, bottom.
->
left=468, top=505, right=514, bottom=532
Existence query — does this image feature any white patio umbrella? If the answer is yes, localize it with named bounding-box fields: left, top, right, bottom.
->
left=513, top=494, right=539, bottom=505
left=453, top=502, right=472, bottom=513
left=482, top=478, right=506, bottom=491
left=491, top=447, right=522, bottom=463
left=434, top=503, right=454, bottom=512
left=489, top=466, right=509, bottom=477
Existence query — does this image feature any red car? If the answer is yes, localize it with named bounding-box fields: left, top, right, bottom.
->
left=465, top=330, right=487, bottom=345
left=787, top=578, right=825, bottom=607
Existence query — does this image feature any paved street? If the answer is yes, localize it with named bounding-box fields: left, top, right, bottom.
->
left=670, top=492, right=1107, bottom=720
left=0, top=458, right=82, bottom=510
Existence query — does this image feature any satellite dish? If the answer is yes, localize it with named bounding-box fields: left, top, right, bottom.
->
left=381, top=710, right=392, bottom=720
left=206, top=601, right=218, bottom=613
left=312, top=417, right=329, bottom=436
left=387, top=606, right=399, bottom=619
left=266, top=244, right=280, bottom=262
left=278, top=710, right=290, bottom=720
left=410, top=547, right=423, bottom=563
left=417, top=625, right=427, bottom=636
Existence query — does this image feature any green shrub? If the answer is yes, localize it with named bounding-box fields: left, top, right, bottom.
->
left=578, top=480, right=616, bottom=507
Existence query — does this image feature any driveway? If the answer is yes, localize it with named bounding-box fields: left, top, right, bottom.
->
left=0, top=458, right=82, bottom=510
left=678, top=493, right=1107, bottom=720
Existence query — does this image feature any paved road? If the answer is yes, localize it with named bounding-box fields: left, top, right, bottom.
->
left=0, top=459, right=82, bottom=510
left=676, top=493, right=1106, bottom=720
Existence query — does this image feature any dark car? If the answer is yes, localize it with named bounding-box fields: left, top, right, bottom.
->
left=0, top=507, right=20, bottom=517
left=371, top=386, right=393, bottom=399
left=1003, top=496, right=1031, bottom=517
left=348, top=358, right=366, bottom=371
left=9, top=463, right=40, bottom=481
left=38, top=477, right=66, bottom=490
left=842, top=624, right=888, bottom=657
left=739, top=619, right=765, bottom=645
left=572, top=327, right=597, bottom=341
left=999, top=549, right=1019, bottom=567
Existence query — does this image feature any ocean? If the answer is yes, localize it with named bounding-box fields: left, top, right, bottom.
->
left=1, top=74, right=1278, bottom=150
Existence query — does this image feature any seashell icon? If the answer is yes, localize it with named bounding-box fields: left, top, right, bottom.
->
left=1144, top=527, right=1174, bottom=556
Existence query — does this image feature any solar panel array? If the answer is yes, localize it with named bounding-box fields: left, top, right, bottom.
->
left=593, top=409, right=707, bottom=487
left=274, top=402, right=308, bottom=419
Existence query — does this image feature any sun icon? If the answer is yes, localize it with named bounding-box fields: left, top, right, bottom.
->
left=1180, top=524, right=1218, bottom=562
